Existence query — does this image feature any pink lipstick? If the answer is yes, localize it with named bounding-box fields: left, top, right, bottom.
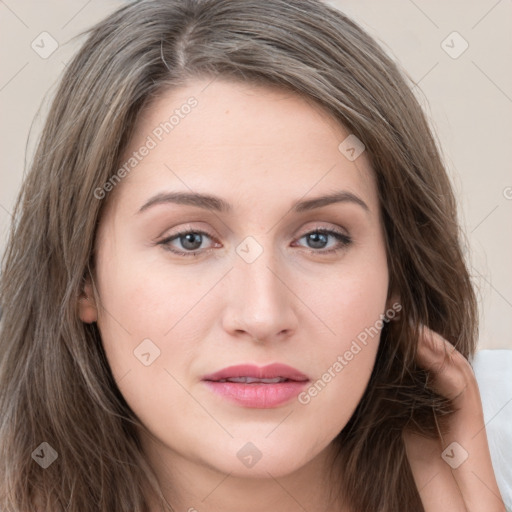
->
left=202, top=363, right=309, bottom=408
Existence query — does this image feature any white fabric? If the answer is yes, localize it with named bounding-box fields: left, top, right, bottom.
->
left=470, top=349, right=512, bottom=510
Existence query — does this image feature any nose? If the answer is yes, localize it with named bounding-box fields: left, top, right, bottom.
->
left=221, top=242, right=298, bottom=344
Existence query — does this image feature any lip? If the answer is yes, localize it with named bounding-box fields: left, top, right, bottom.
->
left=203, top=363, right=309, bottom=382
left=202, top=364, right=310, bottom=409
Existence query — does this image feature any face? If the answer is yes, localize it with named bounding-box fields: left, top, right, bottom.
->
left=80, top=78, right=391, bottom=481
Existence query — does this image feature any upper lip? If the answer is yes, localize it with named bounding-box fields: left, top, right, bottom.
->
left=202, top=363, right=309, bottom=382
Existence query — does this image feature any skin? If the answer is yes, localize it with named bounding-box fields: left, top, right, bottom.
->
left=403, top=328, right=506, bottom=512
left=78, top=79, right=505, bottom=512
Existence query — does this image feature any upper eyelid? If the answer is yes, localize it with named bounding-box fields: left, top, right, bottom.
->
left=160, top=223, right=349, bottom=240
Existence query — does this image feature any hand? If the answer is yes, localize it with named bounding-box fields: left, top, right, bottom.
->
left=402, top=325, right=506, bottom=512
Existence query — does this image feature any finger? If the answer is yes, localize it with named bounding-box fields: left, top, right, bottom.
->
left=415, top=326, right=470, bottom=402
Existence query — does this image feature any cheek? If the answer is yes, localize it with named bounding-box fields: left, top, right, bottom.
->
left=295, top=250, right=388, bottom=423
left=95, top=233, right=208, bottom=334
left=93, top=241, right=193, bottom=382
left=302, top=246, right=389, bottom=352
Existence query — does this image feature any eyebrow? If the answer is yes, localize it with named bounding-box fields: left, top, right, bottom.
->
left=137, top=190, right=370, bottom=214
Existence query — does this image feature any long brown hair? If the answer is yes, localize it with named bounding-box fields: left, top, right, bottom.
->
left=0, top=1, right=477, bottom=510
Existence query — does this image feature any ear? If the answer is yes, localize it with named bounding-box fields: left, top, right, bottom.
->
left=78, top=276, right=98, bottom=323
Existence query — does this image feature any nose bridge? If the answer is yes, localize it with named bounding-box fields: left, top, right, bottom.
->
left=224, top=234, right=296, bottom=339
left=235, top=235, right=284, bottom=308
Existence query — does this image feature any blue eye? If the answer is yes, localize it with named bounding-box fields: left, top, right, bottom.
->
left=294, top=229, right=352, bottom=254
left=158, top=228, right=352, bottom=257
left=159, top=229, right=216, bottom=257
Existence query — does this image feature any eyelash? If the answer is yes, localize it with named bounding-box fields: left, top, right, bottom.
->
left=157, top=227, right=352, bottom=257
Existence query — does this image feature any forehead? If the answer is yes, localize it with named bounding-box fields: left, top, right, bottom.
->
left=111, top=78, right=377, bottom=215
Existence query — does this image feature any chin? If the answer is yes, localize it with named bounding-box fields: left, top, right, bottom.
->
left=200, top=435, right=322, bottom=479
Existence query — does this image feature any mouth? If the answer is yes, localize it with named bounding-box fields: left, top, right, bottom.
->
left=202, top=363, right=310, bottom=408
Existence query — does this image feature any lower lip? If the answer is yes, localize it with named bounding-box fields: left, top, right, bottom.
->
left=203, top=380, right=309, bottom=408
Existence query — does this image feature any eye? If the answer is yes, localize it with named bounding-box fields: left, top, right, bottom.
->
left=157, top=227, right=352, bottom=258
left=293, top=228, right=352, bottom=254
left=158, top=229, right=219, bottom=257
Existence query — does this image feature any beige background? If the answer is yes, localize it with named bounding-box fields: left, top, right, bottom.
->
left=0, top=0, right=511, bottom=349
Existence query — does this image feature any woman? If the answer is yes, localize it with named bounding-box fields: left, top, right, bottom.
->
left=0, top=0, right=506, bottom=510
